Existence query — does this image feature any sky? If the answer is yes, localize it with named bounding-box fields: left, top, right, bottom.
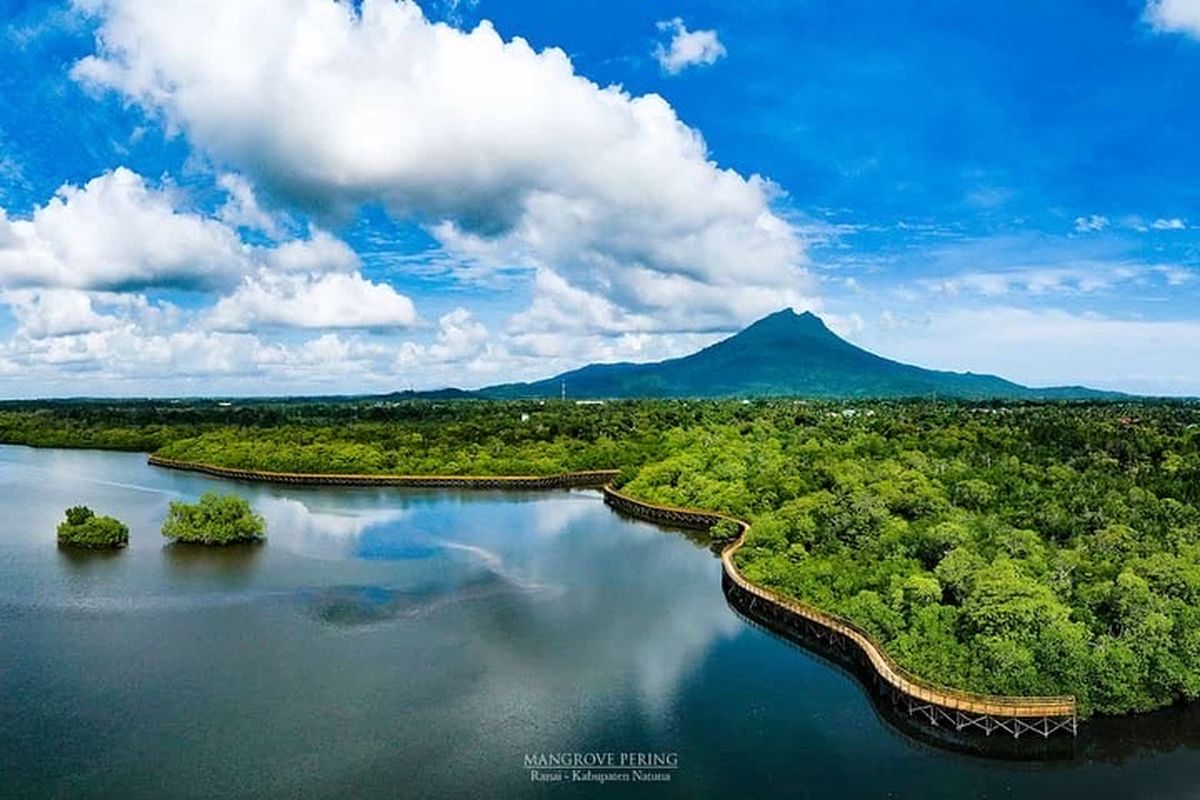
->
left=0, top=0, right=1198, bottom=397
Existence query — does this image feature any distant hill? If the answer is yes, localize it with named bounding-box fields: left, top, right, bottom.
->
left=482, top=309, right=1122, bottom=400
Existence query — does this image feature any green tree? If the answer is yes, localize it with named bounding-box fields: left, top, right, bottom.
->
left=57, top=506, right=129, bottom=549
left=162, top=493, right=266, bottom=545
left=710, top=518, right=742, bottom=542
left=65, top=505, right=94, bottom=526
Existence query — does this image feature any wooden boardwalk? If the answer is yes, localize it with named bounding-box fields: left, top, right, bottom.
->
left=147, top=455, right=619, bottom=490
left=602, top=485, right=1078, bottom=738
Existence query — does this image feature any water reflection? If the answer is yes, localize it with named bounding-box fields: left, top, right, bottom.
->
left=431, top=498, right=744, bottom=725
left=256, top=496, right=416, bottom=560
left=1078, top=704, right=1200, bottom=765
left=56, top=544, right=127, bottom=568
left=161, top=540, right=265, bottom=585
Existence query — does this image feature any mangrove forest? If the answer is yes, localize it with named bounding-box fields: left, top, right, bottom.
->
left=5, top=397, right=1200, bottom=717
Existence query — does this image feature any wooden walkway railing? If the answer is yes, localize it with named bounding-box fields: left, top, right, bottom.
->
left=602, top=485, right=1078, bottom=738
left=147, top=455, right=619, bottom=490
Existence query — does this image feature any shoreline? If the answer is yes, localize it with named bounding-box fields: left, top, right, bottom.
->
left=148, top=452, right=1078, bottom=739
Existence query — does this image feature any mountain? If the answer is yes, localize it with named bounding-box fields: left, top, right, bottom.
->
left=482, top=309, right=1121, bottom=400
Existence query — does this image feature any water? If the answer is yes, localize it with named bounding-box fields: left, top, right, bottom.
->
left=2, top=445, right=1200, bottom=798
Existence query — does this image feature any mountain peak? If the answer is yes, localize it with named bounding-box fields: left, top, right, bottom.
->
left=739, top=308, right=836, bottom=340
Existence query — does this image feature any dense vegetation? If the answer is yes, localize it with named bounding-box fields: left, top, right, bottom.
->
left=161, top=492, right=266, bottom=545
left=57, top=506, right=129, bottom=549
left=0, top=398, right=675, bottom=473
left=5, top=397, right=1200, bottom=717
left=620, top=403, right=1200, bottom=718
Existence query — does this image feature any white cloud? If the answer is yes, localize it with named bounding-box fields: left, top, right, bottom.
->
left=390, top=305, right=722, bottom=387
left=1073, top=214, right=1109, bottom=232
left=507, top=267, right=814, bottom=343
left=0, top=168, right=251, bottom=291
left=0, top=315, right=410, bottom=394
left=918, top=262, right=1187, bottom=298
left=653, top=17, right=727, bottom=75
left=209, top=271, right=417, bottom=330
left=263, top=229, right=360, bottom=274
left=72, top=0, right=804, bottom=333
left=0, top=166, right=756, bottom=393
left=0, top=168, right=365, bottom=293
left=0, top=167, right=417, bottom=339
left=425, top=307, right=489, bottom=362
left=1152, top=217, right=1187, bottom=230
left=1, top=289, right=120, bottom=338
left=216, top=172, right=284, bottom=236
left=0, top=288, right=458, bottom=395
left=394, top=307, right=494, bottom=373
left=1146, top=0, right=1200, bottom=38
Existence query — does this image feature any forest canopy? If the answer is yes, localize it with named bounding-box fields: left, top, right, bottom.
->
left=5, top=397, right=1200, bottom=716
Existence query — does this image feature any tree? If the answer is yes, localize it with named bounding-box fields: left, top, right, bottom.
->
left=65, top=505, right=94, bottom=526
left=161, top=492, right=266, bottom=545
left=57, top=506, right=129, bottom=549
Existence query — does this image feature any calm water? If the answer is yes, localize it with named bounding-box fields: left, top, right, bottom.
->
left=3, top=446, right=1200, bottom=798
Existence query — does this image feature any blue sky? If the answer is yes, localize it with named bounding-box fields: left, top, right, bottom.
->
left=0, top=0, right=1198, bottom=396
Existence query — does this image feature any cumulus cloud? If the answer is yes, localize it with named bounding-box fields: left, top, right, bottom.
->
left=507, top=267, right=812, bottom=341
left=262, top=230, right=360, bottom=274
left=393, top=307, right=501, bottom=379
left=0, top=325, right=392, bottom=387
left=72, top=0, right=807, bottom=333
left=1, top=289, right=121, bottom=338
left=1145, top=0, right=1200, bottom=38
left=0, top=168, right=251, bottom=291
left=209, top=271, right=417, bottom=330
left=653, top=17, right=727, bottom=74
left=424, top=307, right=489, bottom=361
left=0, top=167, right=417, bottom=341
left=0, top=166, right=750, bottom=394
left=0, top=168, right=367, bottom=293
left=216, top=172, right=284, bottom=236
left=0, top=302, right=507, bottom=398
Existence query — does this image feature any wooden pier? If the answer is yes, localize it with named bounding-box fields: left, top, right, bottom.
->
left=147, top=455, right=619, bottom=490
left=602, top=485, right=1078, bottom=739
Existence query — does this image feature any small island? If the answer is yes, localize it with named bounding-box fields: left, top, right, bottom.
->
left=161, top=492, right=266, bottom=545
left=57, top=506, right=129, bottom=549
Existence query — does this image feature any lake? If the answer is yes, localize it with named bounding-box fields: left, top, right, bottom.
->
left=3, top=445, right=1200, bottom=799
